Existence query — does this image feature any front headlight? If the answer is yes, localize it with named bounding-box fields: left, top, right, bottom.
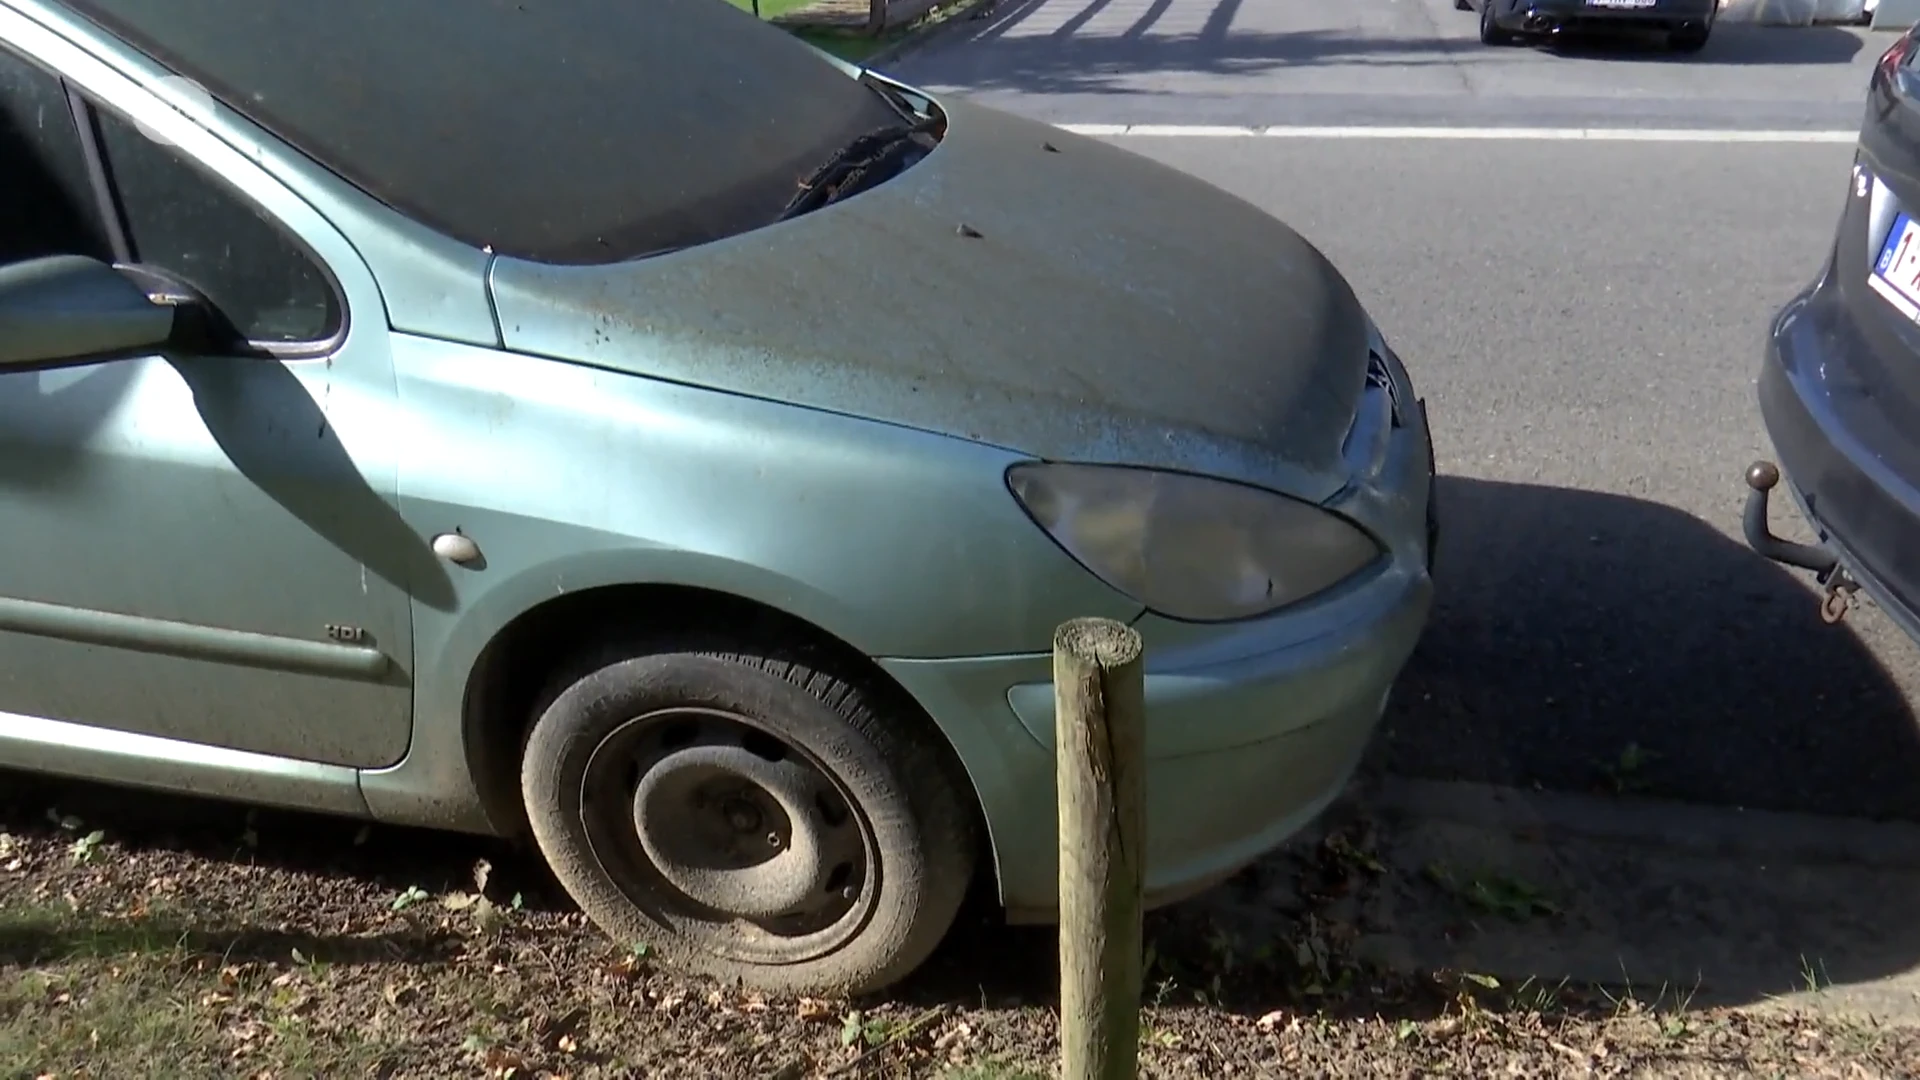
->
left=1006, top=462, right=1384, bottom=622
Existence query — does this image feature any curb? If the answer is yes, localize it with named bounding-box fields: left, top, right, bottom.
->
left=1370, top=777, right=1920, bottom=870
left=1715, top=0, right=1875, bottom=24
left=862, top=0, right=995, bottom=68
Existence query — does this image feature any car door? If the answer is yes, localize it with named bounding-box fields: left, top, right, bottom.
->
left=0, top=30, right=416, bottom=771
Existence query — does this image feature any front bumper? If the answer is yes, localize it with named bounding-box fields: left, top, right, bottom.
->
left=885, top=565, right=1433, bottom=921
left=1006, top=571, right=1431, bottom=920
left=882, top=346, right=1438, bottom=919
left=1751, top=283, right=1920, bottom=644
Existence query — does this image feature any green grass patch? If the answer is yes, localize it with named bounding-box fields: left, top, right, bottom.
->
left=727, top=0, right=973, bottom=64
left=1, top=964, right=214, bottom=1080
left=792, top=26, right=893, bottom=62
left=0, top=904, right=395, bottom=1078
left=725, top=0, right=822, bottom=18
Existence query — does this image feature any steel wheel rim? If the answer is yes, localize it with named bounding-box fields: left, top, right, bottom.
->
left=576, top=706, right=880, bottom=965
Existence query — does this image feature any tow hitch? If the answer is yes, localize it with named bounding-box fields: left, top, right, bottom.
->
left=1743, top=460, right=1861, bottom=624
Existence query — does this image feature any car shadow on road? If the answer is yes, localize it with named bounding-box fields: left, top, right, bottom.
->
left=1536, top=24, right=1867, bottom=66
left=893, top=476, right=1920, bottom=1020
left=1388, top=475, right=1920, bottom=821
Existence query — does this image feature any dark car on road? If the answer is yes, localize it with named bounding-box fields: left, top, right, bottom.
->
left=1460, top=0, right=1716, bottom=51
left=1746, top=25, right=1920, bottom=639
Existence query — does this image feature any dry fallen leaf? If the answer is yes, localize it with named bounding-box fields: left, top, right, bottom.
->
left=473, top=858, right=493, bottom=894
left=933, top=1019, right=975, bottom=1058
left=470, top=897, right=505, bottom=935
left=1549, top=1040, right=1587, bottom=1062
left=483, top=1044, right=525, bottom=1071
left=1255, top=1009, right=1289, bottom=1032
left=796, top=997, right=834, bottom=1022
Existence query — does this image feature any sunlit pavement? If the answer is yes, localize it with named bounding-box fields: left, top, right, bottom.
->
left=892, top=0, right=1883, bottom=128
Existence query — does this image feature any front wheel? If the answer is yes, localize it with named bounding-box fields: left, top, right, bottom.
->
left=520, top=642, right=977, bottom=996
left=1480, top=0, right=1517, bottom=44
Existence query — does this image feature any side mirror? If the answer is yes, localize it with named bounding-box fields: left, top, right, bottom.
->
left=0, top=254, right=177, bottom=370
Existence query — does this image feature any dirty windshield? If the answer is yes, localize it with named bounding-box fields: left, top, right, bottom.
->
left=63, top=0, right=911, bottom=264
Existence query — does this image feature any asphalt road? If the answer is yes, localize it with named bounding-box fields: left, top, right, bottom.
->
left=891, top=3, right=1920, bottom=821
left=894, top=0, right=1886, bottom=128
left=1145, top=137, right=1920, bottom=821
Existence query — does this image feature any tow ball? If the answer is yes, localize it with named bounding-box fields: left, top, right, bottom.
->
left=1742, top=460, right=1861, bottom=625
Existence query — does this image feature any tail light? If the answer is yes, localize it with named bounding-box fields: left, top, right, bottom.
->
left=1878, top=25, right=1917, bottom=80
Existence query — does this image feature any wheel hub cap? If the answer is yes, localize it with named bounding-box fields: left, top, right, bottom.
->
left=631, top=743, right=832, bottom=919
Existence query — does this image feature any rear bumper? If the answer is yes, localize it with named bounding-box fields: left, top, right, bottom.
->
left=1753, top=283, right=1920, bottom=643
left=1503, top=0, right=1715, bottom=29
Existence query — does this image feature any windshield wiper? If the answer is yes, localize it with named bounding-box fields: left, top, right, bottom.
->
left=777, top=116, right=941, bottom=223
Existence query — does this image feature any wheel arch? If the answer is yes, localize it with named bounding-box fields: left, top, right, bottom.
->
left=457, top=581, right=1001, bottom=900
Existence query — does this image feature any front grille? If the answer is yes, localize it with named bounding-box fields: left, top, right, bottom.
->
left=1342, top=350, right=1400, bottom=477
left=1365, top=349, right=1402, bottom=428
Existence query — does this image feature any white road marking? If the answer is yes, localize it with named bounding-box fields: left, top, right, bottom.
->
left=1055, top=123, right=1860, bottom=143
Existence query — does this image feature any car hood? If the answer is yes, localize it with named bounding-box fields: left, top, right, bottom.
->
left=488, top=96, right=1373, bottom=501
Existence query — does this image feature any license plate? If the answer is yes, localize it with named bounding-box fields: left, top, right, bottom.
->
left=1587, top=0, right=1657, bottom=7
left=1869, top=212, right=1920, bottom=321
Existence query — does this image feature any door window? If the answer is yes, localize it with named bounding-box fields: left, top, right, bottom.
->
left=0, top=48, right=114, bottom=265
left=0, top=43, right=340, bottom=349
left=91, top=106, right=341, bottom=346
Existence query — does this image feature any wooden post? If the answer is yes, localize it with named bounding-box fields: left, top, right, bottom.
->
left=1053, top=617, right=1147, bottom=1080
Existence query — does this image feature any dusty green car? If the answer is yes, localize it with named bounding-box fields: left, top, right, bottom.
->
left=0, top=0, right=1438, bottom=993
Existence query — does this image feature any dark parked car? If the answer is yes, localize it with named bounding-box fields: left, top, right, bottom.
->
left=1746, top=25, right=1920, bottom=637
left=1459, top=0, right=1716, bottom=51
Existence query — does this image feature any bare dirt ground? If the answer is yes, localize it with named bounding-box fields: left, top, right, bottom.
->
left=1, top=766, right=1916, bottom=1079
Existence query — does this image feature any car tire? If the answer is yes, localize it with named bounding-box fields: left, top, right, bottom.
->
left=1479, top=0, right=1516, bottom=44
left=520, top=638, right=977, bottom=996
left=1669, top=27, right=1710, bottom=52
